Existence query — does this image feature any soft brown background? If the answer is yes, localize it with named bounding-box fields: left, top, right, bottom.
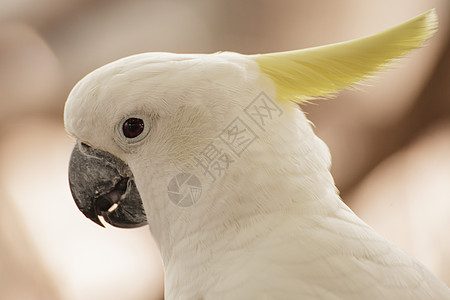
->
left=0, top=1, right=449, bottom=299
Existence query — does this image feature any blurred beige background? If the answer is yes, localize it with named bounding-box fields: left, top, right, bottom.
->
left=0, top=0, right=449, bottom=299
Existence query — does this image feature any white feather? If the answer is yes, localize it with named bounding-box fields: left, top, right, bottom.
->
left=65, top=51, right=450, bottom=300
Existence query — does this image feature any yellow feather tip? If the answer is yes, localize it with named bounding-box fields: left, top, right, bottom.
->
left=253, top=9, right=438, bottom=103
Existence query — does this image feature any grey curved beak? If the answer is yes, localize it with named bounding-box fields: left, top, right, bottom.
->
left=68, top=142, right=147, bottom=228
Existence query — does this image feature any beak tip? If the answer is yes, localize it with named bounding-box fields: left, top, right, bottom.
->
left=91, top=216, right=106, bottom=228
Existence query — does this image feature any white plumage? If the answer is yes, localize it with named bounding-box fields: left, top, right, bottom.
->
left=64, top=10, right=450, bottom=299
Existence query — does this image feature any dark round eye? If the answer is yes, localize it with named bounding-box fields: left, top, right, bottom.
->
left=122, top=118, right=144, bottom=138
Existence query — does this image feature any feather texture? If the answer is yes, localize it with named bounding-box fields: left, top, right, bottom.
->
left=64, top=9, right=450, bottom=299
left=253, top=9, right=438, bottom=103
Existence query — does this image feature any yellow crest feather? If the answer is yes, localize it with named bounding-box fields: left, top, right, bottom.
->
left=253, top=9, right=438, bottom=103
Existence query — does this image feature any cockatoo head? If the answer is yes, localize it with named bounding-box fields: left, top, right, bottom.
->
left=64, top=10, right=436, bottom=230
left=65, top=52, right=274, bottom=228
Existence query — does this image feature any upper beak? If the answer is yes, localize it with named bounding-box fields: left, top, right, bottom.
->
left=68, top=142, right=147, bottom=228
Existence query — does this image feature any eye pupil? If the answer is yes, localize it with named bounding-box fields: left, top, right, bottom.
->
left=122, top=118, right=144, bottom=138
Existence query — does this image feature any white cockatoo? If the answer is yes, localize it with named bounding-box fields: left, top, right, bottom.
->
left=65, top=9, right=450, bottom=299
